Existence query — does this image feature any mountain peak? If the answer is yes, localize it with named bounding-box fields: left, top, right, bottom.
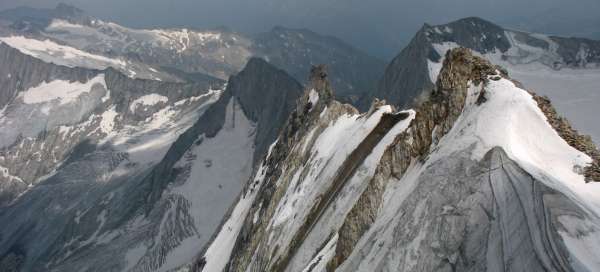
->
left=425, top=17, right=510, bottom=54
left=227, top=57, right=303, bottom=162
left=55, top=3, right=84, bottom=15
left=453, top=16, right=498, bottom=27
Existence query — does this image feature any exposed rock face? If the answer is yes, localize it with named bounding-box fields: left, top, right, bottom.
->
left=329, top=48, right=498, bottom=269
left=365, top=26, right=434, bottom=110
left=143, top=57, right=303, bottom=207
left=227, top=58, right=304, bottom=163
left=212, top=65, right=359, bottom=271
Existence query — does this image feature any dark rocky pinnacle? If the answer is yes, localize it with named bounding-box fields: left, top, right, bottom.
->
left=309, top=64, right=334, bottom=103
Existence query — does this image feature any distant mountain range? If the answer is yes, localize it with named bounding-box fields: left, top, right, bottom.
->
left=0, top=4, right=385, bottom=105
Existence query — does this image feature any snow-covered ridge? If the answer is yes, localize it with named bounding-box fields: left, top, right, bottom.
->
left=212, top=49, right=600, bottom=272
left=48, top=19, right=227, bottom=52
left=427, top=37, right=600, bottom=144
left=0, top=35, right=172, bottom=81
left=0, top=36, right=126, bottom=70
left=44, top=18, right=252, bottom=79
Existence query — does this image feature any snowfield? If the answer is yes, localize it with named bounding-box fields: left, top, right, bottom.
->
left=0, top=36, right=127, bottom=70
left=19, top=74, right=107, bottom=106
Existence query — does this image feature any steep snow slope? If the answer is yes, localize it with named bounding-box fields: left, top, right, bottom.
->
left=129, top=98, right=255, bottom=272
left=375, top=17, right=600, bottom=144
left=203, top=48, right=600, bottom=272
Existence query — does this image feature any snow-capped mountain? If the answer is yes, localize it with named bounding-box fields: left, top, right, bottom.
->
left=371, top=17, right=600, bottom=143
left=0, top=29, right=305, bottom=269
left=0, top=4, right=384, bottom=104
left=195, top=48, right=600, bottom=272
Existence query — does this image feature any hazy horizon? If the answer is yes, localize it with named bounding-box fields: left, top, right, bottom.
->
left=1, top=0, right=599, bottom=59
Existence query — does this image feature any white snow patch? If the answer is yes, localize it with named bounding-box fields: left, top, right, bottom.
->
left=99, top=106, right=118, bottom=135
left=129, top=94, right=169, bottom=112
left=19, top=74, right=107, bottom=106
left=427, top=59, right=443, bottom=83
left=308, top=89, right=319, bottom=106
left=0, top=164, right=24, bottom=183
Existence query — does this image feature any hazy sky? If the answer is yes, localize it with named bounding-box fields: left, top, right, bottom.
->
left=1, top=0, right=599, bottom=59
